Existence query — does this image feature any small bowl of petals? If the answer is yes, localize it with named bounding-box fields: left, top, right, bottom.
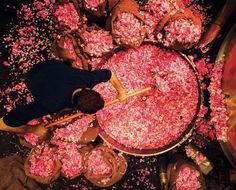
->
left=95, top=44, right=202, bottom=156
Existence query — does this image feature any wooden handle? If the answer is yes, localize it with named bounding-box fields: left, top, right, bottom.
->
left=198, top=0, right=236, bottom=49
left=45, top=86, right=154, bottom=128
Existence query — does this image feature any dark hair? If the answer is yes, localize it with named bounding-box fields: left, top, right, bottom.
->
left=73, top=89, right=105, bottom=114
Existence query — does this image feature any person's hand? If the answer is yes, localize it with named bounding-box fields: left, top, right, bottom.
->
left=117, top=91, right=127, bottom=101
left=26, top=122, right=48, bottom=138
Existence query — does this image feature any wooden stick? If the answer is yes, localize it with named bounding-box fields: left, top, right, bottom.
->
left=45, top=86, right=154, bottom=128
left=198, top=0, right=236, bottom=50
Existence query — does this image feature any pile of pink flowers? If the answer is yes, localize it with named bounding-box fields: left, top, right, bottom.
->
left=24, top=133, right=40, bottom=146
left=140, top=0, right=180, bottom=38
left=157, top=18, right=201, bottom=47
left=176, top=166, right=201, bottom=190
left=208, top=60, right=229, bottom=142
left=81, top=29, right=114, bottom=57
left=54, top=3, right=81, bottom=31
left=95, top=45, right=199, bottom=149
left=84, top=0, right=106, bottom=11
left=86, top=149, right=112, bottom=175
left=113, top=12, right=145, bottom=47
left=142, top=0, right=180, bottom=20
left=57, top=142, right=83, bottom=178
left=50, top=115, right=94, bottom=145
left=28, top=143, right=58, bottom=178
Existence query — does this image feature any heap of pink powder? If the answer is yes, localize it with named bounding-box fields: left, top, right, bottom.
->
left=95, top=45, right=199, bottom=149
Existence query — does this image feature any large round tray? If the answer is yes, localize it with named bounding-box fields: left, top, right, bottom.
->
left=98, top=44, right=202, bottom=156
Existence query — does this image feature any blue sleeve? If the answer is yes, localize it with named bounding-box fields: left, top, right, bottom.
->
left=90, top=69, right=112, bottom=87
left=3, top=102, right=49, bottom=127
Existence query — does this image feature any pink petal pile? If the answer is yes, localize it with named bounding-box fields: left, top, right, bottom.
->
left=86, top=149, right=112, bottom=175
left=84, top=0, right=106, bottom=11
left=28, top=143, right=58, bottom=178
left=24, top=133, right=40, bottom=146
left=113, top=12, right=145, bottom=47
left=140, top=0, right=180, bottom=38
left=208, top=60, right=229, bottom=142
left=142, top=0, right=180, bottom=20
left=176, top=166, right=201, bottom=190
left=54, top=3, right=81, bottom=31
left=50, top=115, right=94, bottom=145
left=57, top=142, right=83, bottom=178
left=95, top=45, right=199, bottom=149
left=157, top=18, right=201, bottom=47
left=81, top=29, right=114, bottom=57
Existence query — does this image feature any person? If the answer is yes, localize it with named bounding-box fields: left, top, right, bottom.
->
left=0, top=59, right=127, bottom=134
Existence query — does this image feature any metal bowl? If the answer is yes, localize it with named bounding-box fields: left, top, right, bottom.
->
left=97, top=43, right=202, bottom=156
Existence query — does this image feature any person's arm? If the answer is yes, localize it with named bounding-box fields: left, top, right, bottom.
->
left=0, top=102, right=48, bottom=134
left=109, top=71, right=127, bottom=101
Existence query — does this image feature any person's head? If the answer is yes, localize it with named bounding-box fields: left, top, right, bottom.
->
left=73, top=89, right=105, bottom=114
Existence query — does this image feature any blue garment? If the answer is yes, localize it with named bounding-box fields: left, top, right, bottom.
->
left=3, top=60, right=111, bottom=127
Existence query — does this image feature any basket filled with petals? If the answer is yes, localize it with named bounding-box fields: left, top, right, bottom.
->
left=24, top=142, right=61, bottom=184
left=106, top=0, right=146, bottom=48
left=53, top=0, right=86, bottom=32
left=78, top=25, right=115, bottom=58
left=83, top=145, right=127, bottom=187
left=82, top=0, right=119, bottom=18
left=167, top=159, right=206, bottom=190
left=155, top=8, right=202, bottom=50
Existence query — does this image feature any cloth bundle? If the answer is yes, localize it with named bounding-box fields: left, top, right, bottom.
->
left=83, top=145, right=127, bottom=187
left=50, top=34, right=88, bottom=69
left=0, top=156, right=42, bottom=190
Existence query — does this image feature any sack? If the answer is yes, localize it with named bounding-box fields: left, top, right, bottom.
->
left=83, top=145, right=127, bottom=187
left=106, top=0, right=145, bottom=48
left=0, top=156, right=42, bottom=190
left=155, top=8, right=202, bottom=50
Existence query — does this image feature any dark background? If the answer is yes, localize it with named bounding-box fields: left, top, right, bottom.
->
left=0, top=0, right=236, bottom=189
